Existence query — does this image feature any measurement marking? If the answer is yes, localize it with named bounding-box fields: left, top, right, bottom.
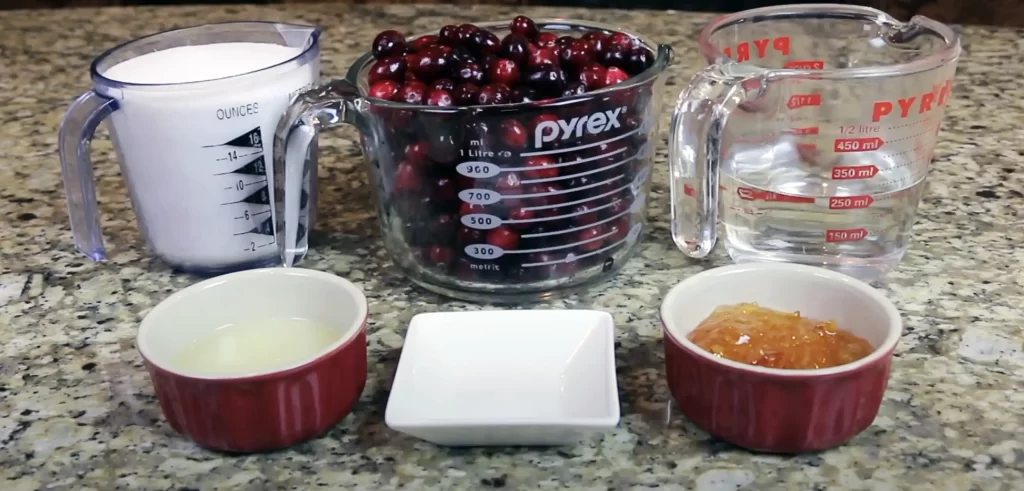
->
left=520, top=154, right=636, bottom=185
left=506, top=199, right=620, bottom=224
left=886, top=115, right=937, bottom=131
left=786, top=94, right=822, bottom=109
left=520, top=128, right=641, bottom=157
left=521, top=206, right=632, bottom=238
left=523, top=181, right=633, bottom=211
left=233, top=230, right=251, bottom=236
left=783, top=60, right=825, bottom=70
left=223, top=186, right=233, bottom=190
left=508, top=229, right=616, bottom=254
left=826, top=228, right=869, bottom=243
left=252, top=210, right=271, bottom=216
left=831, top=165, right=880, bottom=180
left=834, top=137, right=884, bottom=152
left=505, top=174, right=624, bottom=199
left=522, top=235, right=630, bottom=267
left=235, top=215, right=246, bottom=220
left=502, top=146, right=628, bottom=172
left=257, top=241, right=275, bottom=248
left=828, top=195, right=874, bottom=210
left=245, top=179, right=268, bottom=187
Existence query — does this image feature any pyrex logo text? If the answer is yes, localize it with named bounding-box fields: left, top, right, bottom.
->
left=534, top=107, right=625, bottom=148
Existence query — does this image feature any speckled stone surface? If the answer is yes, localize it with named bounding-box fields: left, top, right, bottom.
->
left=1, top=4, right=1023, bottom=490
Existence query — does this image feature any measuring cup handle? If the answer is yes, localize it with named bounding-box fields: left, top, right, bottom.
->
left=273, top=79, right=363, bottom=267
left=668, top=66, right=755, bottom=258
left=58, top=91, right=119, bottom=262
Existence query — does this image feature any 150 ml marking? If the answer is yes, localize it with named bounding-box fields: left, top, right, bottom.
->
left=826, top=228, right=869, bottom=243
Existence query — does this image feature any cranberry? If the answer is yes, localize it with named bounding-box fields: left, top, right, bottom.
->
left=579, top=63, right=607, bottom=90
left=427, top=89, right=453, bottom=106
left=488, top=58, right=520, bottom=86
left=411, top=46, right=450, bottom=81
left=454, top=61, right=485, bottom=85
left=433, top=176, right=458, bottom=201
left=571, top=202, right=600, bottom=226
left=453, top=83, right=480, bottom=105
left=471, top=30, right=502, bottom=57
left=427, top=132, right=459, bottom=163
left=557, top=35, right=576, bottom=49
left=604, top=67, right=630, bottom=87
left=535, top=32, right=559, bottom=49
left=581, top=31, right=607, bottom=43
left=608, top=217, right=631, bottom=241
left=605, top=197, right=630, bottom=217
left=567, top=40, right=597, bottom=69
left=578, top=225, right=606, bottom=252
left=428, top=245, right=455, bottom=266
left=500, top=119, right=528, bottom=148
left=606, top=32, right=635, bottom=52
left=477, top=83, right=510, bottom=105
left=531, top=113, right=559, bottom=131
left=511, top=86, right=538, bottom=103
left=507, top=205, right=535, bottom=229
left=372, top=30, right=407, bottom=59
left=368, top=80, right=401, bottom=100
left=457, top=226, right=485, bottom=245
left=412, top=35, right=440, bottom=52
left=432, top=213, right=458, bottom=236
left=525, top=66, right=567, bottom=97
left=562, top=82, right=587, bottom=97
left=487, top=226, right=520, bottom=250
left=624, top=47, right=654, bottom=75
left=500, top=34, right=531, bottom=65
left=449, top=46, right=474, bottom=65
left=404, top=141, right=430, bottom=166
left=527, top=183, right=566, bottom=207
left=457, top=24, right=480, bottom=43
left=495, top=172, right=522, bottom=194
left=439, top=25, right=460, bottom=45
left=510, top=16, right=539, bottom=40
left=431, top=78, right=455, bottom=93
left=598, top=44, right=627, bottom=68
left=527, top=46, right=558, bottom=68
left=460, top=202, right=487, bottom=216
left=524, top=156, right=558, bottom=179
left=394, top=161, right=419, bottom=192
left=368, top=56, right=407, bottom=84
left=396, top=81, right=428, bottom=104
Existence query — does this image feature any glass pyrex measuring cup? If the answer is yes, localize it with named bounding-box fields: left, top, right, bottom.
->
left=669, top=4, right=960, bottom=282
left=274, top=19, right=671, bottom=302
left=59, top=22, right=321, bottom=274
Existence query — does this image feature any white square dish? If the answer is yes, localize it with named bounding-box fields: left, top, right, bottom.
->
left=384, top=310, right=620, bottom=446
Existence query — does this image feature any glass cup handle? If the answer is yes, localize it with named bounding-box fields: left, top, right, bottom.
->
left=273, top=79, right=364, bottom=267
left=668, top=66, right=756, bottom=259
left=58, top=91, right=119, bottom=262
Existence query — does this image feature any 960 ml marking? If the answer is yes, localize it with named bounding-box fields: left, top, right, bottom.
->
left=832, top=165, right=880, bottom=180
left=826, top=228, right=868, bottom=242
left=787, top=94, right=822, bottom=109
left=834, top=137, right=884, bottom=152
left=829, top=195, right=875, bottom=210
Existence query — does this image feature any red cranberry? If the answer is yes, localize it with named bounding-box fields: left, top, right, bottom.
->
left=527, top=46, right=559, bottom=68
left=511, top=86, right=538, bottom=103
left=488, top=58, right=520, bottom=86
left=604, top=67, right=629, bottom=87
left=368, top=56, right=407, bottom=84
left=460, top=202, right=487, bottom=216
left=411, top=46, right=450, bottom=81
left=598, top=44, right=627, bottom=68
left=429, top=245, right=455, bottom=266
left=432, top=214, right=457, bottom=236
left=449, top=46, right=474, bottom=65
left=454, top=61, right=485, bottom=85
left=624, top=47, right=654, bottom=75
left=605, top=197, right=630, bottom=217
left=457, top=24, right=480, bottom=43
left=500, top=34, right=531, bottom=65
left=500, top=119, right=528, bottom=149
left=439, top=25, right=460, bottom=46
left=471, top=30, right=503, bottom=57
left=608, top=217, right=631, bottom=241
left=562, top=82, right=587, bottom=97
left=557, top=35, right=576, bottom=49
left=567, top=40, right=596, bottom=69
left=412, top=35, right=440, bottom=52
left=404, top=141, right=429, bottom=166
left=606, top=32, right=635, bottom=52
left=477, top=83, right=510, bottom=105
left=487, top=226, right=520, bottom=250
left=578, top=225, right=606, bottom=252
left=427, top=89, right=453, bottom=106
left=528, top=183, right=566, bottom=207
left=525, top=66, right=567, bottom=97
left=532, top=31, right=557, bottom=49
left=495, top=172, right=522, bottom=194
left=453, top=83, right=481, bottom=105
left=372, top=30, right=407, bottom=59
left=396, top=81, right=428, bottom=104
left=531, top=113, right=559, bottom=131
left=368, top=80, right=401, bottom=100
left=579, top=63, right=607, bottom=90
left=524, top=156, right=559, bottom=179
left=572, top=202, right=600, bottom=226
left=394, top=161, right=419, bottom=192
left=510, top=15, right=539, bottom=39
left=507, top=205, right=535, bottom=229
left=431, top=78, right=455, bottom=93
left=457, top=226, right=485, bottom=245
left=433, top=176, right=458, bottom=201
left=581, top=31, right=607, bottom=43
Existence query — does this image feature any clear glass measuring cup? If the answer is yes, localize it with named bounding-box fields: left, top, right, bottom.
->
left=669, top=4, right=961, bottom=281
left=59, top=22, right=321, bottom=274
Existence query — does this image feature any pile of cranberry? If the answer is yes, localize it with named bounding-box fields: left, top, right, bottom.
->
left=362, top=16, right=657, bottom=286
left=366, top=15, right=655, bottom=106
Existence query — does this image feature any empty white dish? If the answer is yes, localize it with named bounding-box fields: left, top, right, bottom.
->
left=384, top=310, right=620, bottom=446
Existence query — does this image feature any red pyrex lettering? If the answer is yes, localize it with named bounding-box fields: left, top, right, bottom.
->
left=828, top=195, right=874, bottom=210
left=871, top=79, right=954, bottom=122
left=534, top=107, right=624, bottom=148
left=737, top=187, right=815, bottom=203
left=722, top=36, right=791, bottom=62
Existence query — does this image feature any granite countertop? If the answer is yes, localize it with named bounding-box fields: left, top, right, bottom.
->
left=1, top=3, right=1023, bottom=490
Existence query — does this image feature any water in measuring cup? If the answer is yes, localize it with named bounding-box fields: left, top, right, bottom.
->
left=718, top=135, right=929, bottom=282
left=103, top=43, right=304, bottom=84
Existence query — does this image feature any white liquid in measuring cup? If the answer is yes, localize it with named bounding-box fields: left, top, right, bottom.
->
left=100, top=42, right=318, bottom=272
left=172, top=318, right=339, bottom=375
